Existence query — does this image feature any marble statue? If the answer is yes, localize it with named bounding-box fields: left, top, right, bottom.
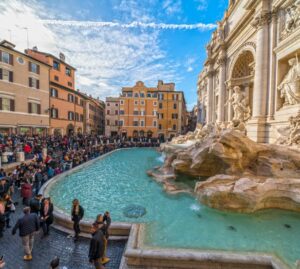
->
left=278, top=57, right=300, bottom=105
left=288, top=113, right=300, bottom=145
left=282, top=0, right=300, bottom=36
left=226, top=86, right=251, bottom=122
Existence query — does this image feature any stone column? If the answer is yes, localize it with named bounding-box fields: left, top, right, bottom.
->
left=217, top=55, right=226, bottom=123
left=267, top=10, right=278, bottom=120
left=227, top=87, right=233, bottom=121
left=252, top=12, right=270, bottom=119
left=206, top=70, right=214, bottom=123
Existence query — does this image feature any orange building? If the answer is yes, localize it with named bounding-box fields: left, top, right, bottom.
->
left=114, top=80, right=187, bottom=140
left=26, top=48, right=84, bottom=135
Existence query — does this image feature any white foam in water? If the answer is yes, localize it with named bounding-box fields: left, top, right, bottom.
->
left=156, top=153, right=166, bottom=163
left=190, top=203, right=201, bottom=211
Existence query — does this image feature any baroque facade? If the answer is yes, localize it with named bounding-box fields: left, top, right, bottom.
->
left=197, top=0, right=300, bottom=143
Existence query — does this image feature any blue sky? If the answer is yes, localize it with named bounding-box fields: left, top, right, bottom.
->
left=0, top=0, right=228, bottom=110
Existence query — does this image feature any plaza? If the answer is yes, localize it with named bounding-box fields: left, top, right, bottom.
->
left=1, top=0, right=300, bottom=269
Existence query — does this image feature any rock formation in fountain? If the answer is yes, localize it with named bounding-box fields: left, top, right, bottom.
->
left=152, top=115, right=300, bottom=213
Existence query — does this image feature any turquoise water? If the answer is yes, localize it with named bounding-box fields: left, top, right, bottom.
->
left=49, top=148, right=300, bottom=268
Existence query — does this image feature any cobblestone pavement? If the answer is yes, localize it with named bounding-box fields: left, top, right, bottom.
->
left=0, top=194, right=126, bottom=269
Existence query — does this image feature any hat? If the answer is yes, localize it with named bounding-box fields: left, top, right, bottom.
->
left=50, top=257, right=60, bottom=268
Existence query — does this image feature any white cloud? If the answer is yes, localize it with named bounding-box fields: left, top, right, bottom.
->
left=42, top=19, right=216, bottom=31
left=187, top=66, right=193, bottom=72
left=162, top=0, right=182, bottom=15
left=195, top=0, right=208, bottom=11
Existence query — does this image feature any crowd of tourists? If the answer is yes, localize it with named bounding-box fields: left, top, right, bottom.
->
left=0, top=133, right=160, bottom=268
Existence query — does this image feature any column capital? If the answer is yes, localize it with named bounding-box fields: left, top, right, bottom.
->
left=252, top=12, right=271, bottom=29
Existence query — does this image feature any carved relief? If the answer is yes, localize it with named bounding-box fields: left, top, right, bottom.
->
left=276, top=113, right=300, bottom=146
left=281, top=0, right=300, bottom=39
left=278, top=57, right=300, bottom=106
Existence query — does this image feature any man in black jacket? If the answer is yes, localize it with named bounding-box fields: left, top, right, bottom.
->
left=12, top=207, right=40, bottom=261
left=29, top=194, right=43, bottom=216
left=88, top=222, right=105, bottom=269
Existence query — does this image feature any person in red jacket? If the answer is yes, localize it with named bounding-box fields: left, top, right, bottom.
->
left=21, top=180, right=32, bottom=206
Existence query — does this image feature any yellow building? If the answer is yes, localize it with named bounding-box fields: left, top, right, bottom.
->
left=112, top=80, right=187, bottom=140
left=0, top=40, right=50, bottom=135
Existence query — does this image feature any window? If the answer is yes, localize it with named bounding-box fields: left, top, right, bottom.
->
left=107, top=120, right=110, bottom=125
left=152, top=93, right=157, bottom=98
left=173, top=103, right=177, bottom=109
left=120, top=100, right=124, bottom=105
left=75, top=96, right=78, bottom=104
left=65, top=67, right=71, bottom=76
left=50, top=88, right=58, bottom=98
left=134, top=100, right=138, bottom=105
left=54, top=76, right=59, bottom=81
left=173, top=94, right=178, bottom=100
left=107, top=103, right=110, bottom=106
left=53, top=61, right=60, bottom=70
left=29, top=77, right=40, bottom=89
left=173, top=124, right=177, bottom=130
left=159, top=124, right=162, bottom=130
left=119, top=120, right=124, bottom=126
left=75, top=113, right=79, bottom=121
left=119, top=110, right=124, bottom=115
left=51, top=108, right=58, bottom=118
left=80, top=99, right=84, bottom=106
left=140, top=120, right=145, bottom=127
left=158, top=93, right=164, bottom=100
left=153, top=120, right=157, bottom=127
left=80, top=114, right=84, bottom=122
left=0, top=69, right=13, bottom=82
left=68, top=111, right=74, bottom=120
left=172, top=113, right=178, bottom=119
left=115, top=120, right=118, bottom=126
left=140, top=92, right=145, bottom=98
left=29, top=62, right=39, bottom=74
left=147, top=92, right=151, bottom=98
left=133, top=120, right=139, bottom=126
left=0, top=98, right=14, bottom=111
left=1, top=52, right=13, bottom=65
left=140, top=100, right=145, bottom=106
left=159, top=103, right=163, bottom=109
left=68, top=94, right=74, bottom=103
left=115, top=110, right=118, bottom=115
left=127, top=92, right=132, bottom=97
left=28, top=102, right=41, bottom=114
left=133, top=110, right=139, bottom=115
left=115, top=103, right=118, bottom=106
left=158, top=113, right=164, bottom=119
left=107, top=110, right=110, bottom=115
left=134, top=93, right=139, bottom=98
left=153, top=101, right=157, bottom=106
left=68, top=82, right=72, bottom=87
left=140, top=110, right=145, bottom=116
left=153, top=110, right=157, bottom=116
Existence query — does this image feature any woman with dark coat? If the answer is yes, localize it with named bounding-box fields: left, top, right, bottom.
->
left=40, top=198, right=53, bottom=236
left=71, top=199, right=84, bottom=242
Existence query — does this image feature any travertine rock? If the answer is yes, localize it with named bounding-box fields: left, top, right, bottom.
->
left=195, top=175, right=300, bottom=213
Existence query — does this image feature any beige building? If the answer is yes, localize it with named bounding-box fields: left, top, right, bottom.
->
left=0, top=40, right=50, bottom=135
left=105, top=97, right=120, bottom=137
left=197, top=0, right=300, bottom=143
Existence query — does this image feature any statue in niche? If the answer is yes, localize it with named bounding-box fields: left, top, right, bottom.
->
left=278, top=57, right=300, bottom=106
left=226, top=86, right=251, bottom=123
left=282, top=1, right=300, bottom=36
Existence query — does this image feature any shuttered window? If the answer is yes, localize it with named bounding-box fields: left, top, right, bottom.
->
left=0, top=69, right=13, bottom=82
left=0, top=98, right=15, bottom=111
left=29, top=77, right=40, bottom=89
left=29, top=62, right=40, bottom=74
left=28, top=102, right=41, bottom=114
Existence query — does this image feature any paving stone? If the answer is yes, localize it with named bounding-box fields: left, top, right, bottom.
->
left=0, top=193, right=126, bottom=269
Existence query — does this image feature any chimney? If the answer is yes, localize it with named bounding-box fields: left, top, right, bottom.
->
left=59, top=52, right=65, bottom=62
left=32, top=46, right=38, bottom=51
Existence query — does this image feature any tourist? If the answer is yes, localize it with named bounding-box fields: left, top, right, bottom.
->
left=3, top=194, right=13, bottom=228
left=33, top=169, right=43, bottom=195
left=0, top=255, right=5, bottom=268
left=95, top=213, right=110, bottom=264
left=88, top=222, right=105, bottom=269
left=0, top=179, right=8, bottom=199
left=21, top=180, right=32, bottom=206
left=12, top=207, right=40, bottom=261
left=29, top=194, right=43, bottom=216
left=0, top=202, right=5, bottom=238
left=40, top=198, right=53, bottom=236
left=71, top=199, right=84, bottom=242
